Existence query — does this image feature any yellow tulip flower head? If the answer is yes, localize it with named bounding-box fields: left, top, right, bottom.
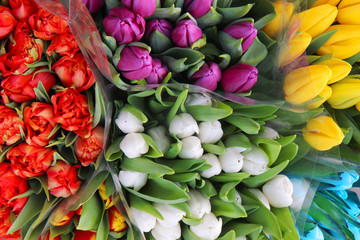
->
left=303, top=116, right=344, bottom=151
left=337, top=0, right=360, bottom=25
left=314, top=57, right=352, bottom=84
left=328, top=78, right=360, bottom=109
left=284, top=65, right=331, bottom=104
left=306, top=85, right=332, bottom=109
left=278, top=32, right=312, bottom=67
left=311, top=0, right=341, bottom=7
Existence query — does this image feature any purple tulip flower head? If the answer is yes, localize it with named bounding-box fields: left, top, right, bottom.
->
left=82, top=0, right=105, bottom=13
left=145, top=58, right=169, bottom=84
left=103, top=7, right=145, bottom=45
left=184, top=0, right=213, bottom=18
left=117, top=45, right=153, bottom=81
left=122, top=0, right=156, bottom=17
left=172, top=19, right=203, bottom=48
left=221, top=63, right=258, bottom=93
left=190, top=62, right=221, bottom=91
left=145, top=19, right=173, bottom=41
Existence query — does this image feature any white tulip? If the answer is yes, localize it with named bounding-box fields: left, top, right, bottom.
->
left=256, top=126, right=279, bottom=139
left=153, top=203, right=185, bottom=227
left=248, top=188, right=270, bottom=210
left=262, top=174, right=294, bottom=208
left=187, top=189, right=211, bottom=219
left=130, top=207, right=156, bottom=233
left=235, top=191, right=242, bottom=204
left=242, top=145, right=269, bottom=175
left=197, top=120, right=223, bottom=144
left=147, top=126, right=171, bottom=154
left=190, top=212, right=222, bottom=240
left=115, top=110, right=144, bottom=133
left=185, top=93, right=212, bottom=106
left=179, top=136, right=204, bottom=159
left=219, top=147, right=244, bottom=173
left=289, top=177, right=310, bottom=211
left=235, top=237, right=247, bottom=240
left=151, top=221, right=181, bottom=240
left=119, top=170, right=147, bottom=191
left=169, top=113, right=199, bottom=138
left=120, top=133, right=149, bottom=158
left=200, top=153, right=222, bottom=178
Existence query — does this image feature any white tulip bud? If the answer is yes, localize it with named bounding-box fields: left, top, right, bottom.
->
left=151, top=221, right=181, bottom=240
left=190, top=213, right=222, bottom=240
left=115, top=110, right=144, bottom=133
left=147, top=126, right=171, bottom=154
left=185, top=93, right=212, bottom=106
left=169, top=113, right=199, bottom=138
left=120, top=133, right=149, bottom=158
left=262, top=175, right=294, bottom=208
left=242, top=146, right=269, bottom=175
left=200, top=153, right=222, bottom=178
left=130, top=207, right=156, bottom=232
left=119, top=170, right=148, bottom=191
left=179, top=136, right=204, bottom=159
left=289, top=177, right=310, bottom=211
left=219, top=147, right=244, bottom=173
left=197, top=120, right=223, bottom=144
left=248, top=188, right=270, bottom=210
left=257, top=126, right=279, bottom=139
left=235, top=191, right=242, bottom=204
left=153, top=203, right=185, bottom=227
left=187, top=189, right=211, bottom=219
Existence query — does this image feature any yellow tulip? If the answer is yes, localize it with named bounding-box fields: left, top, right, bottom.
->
left=284, top=65, right=331, bottom=104
left=337, top=0, right=360, bottom=25
left=278, top=32, right=312, bottom=66
left=316, top=25, right=360, bottom=59
left=306, top=85, right=332, bottom=109
left=311, top=0, right=341, bottom=7
left=292, top=4, right=337, bottom=38
left=314, top=58, right=352, bottom=84
left=327, top=78, right=360, bottom=109
left=261, top=1, right=294, bottom=38
left=356, top=102, right=360, bottom=112
left=303, top=116, right=344, bottom=151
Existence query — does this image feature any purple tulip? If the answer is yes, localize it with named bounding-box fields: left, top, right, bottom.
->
left=145, top=19, right=174, bottom=40
left=222, top=22, right=257, bottom=53
left=172, top=19, right=203, bottom=48
left=190, top=62, right=221, bottom=91
left=103, top=7, right=145, bottom=45
left=145, top=58, right=169, bottom=84
left=82, top=0, right=104, bottom=13
left=184, top=0, right=213, bottom=18
left=122, top=0, right=156, bottom=17
left=117, top=46, right=153, bottom=80
left=221, top=64, right=258, bottom=93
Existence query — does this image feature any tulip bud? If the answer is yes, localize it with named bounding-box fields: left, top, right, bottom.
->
left=302, top=116, right=344, bottom=151
left=187, top=189, right=211, bottom=219
left=108, top=206, right=128, bottom=232
left=145, top=19, right=173, bottom=53
left=311, top=0, right=340, bottom=7
left=197, top=120, right=223, bottom=144
left=116, top=45, right=153, bottom=81
left=248, top=188, right=270, bottom=210
left=306, top=85, right=332, bottom=109
left=153, top=203, right=186, bottom=226
left=189, top=62, right=221, bottom=91
left=119, top=170, right=148, bottom=190
left=219, top=147, right=244, bottom=173
left=82, top=0, right=105, bottom=13
left=261, top=1, right=294, bottom=38
left=172, top=19, right=204, bottom=48
left=200, top=153, right=222, bottom=178
left=220, top=21, right=257, bottom=57
left=283, top=65, right=331, bottom=104
left=314, top=58, right=352, bottom=84
left=278, top=32, right=312, bottom=66
left=0, top=6, right=17, bottom=40
left=151, top=222, right=181, bottom=240
left=337, top=0, right=360, bottom=25
left=242, top=145, right=269, bottom=175
left=184, top=0, right=213, bottom=18
left=169, top=113, right=199, bottom=138
left=116, top=110, right=144, bottom=133
left=316, top=25, right=360, bottom=59
left=185, top=93, right=212, bottom=106
left=130, top=207, right=156, bottom=232
left=145, top=58, right=169, bottom=84
left=262, top=174, right=293, bottom=208
left=120, top=133, right=149, bottom=158
left=103, top=7, right=145, bottom=45
left=221, top=63, right=258, bottom=93
left=328, top=78, right=360, bottom=109
left=256, top=126, right=279, bottom=139
left=122, top=0, right=156, bottom=17
left=179, top=136, right=204, bottom=159
left=147, top=126, right=171, bottom=154
left=190, top=213, right=222, bottom=240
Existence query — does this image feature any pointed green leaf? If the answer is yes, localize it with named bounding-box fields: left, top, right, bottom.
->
left=202, top=143, right=226, bottom=155
left=155, top=158, right=207, bottom=173
left=217, top=4, right=253, bottom=24
left=141, top=133, right=164, bottom=158
left=105, top=137, right=123, bottom=161
left=186, top=101, right=233, bottom=121
left=240, top=37, right=267, bottom=66
left=225, top=116, right=261, bottom=134
left=129, top=194, right=164, bottom=220
left=77, top=193, right=104, bottom=231
left=251, top=137, right=282, bottom=166
left=211, top=198, right=247, bottom=218
left=210, top=172, right=250, bottom=182
left=121, top=157, right=174, bottom=175
left=306, top=29, right=338, bottom=54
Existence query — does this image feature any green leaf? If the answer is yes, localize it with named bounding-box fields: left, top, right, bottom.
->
left=224, top=134, right=252, bottom=149
left=275, top=135, right=296, bottom=147
left=34, top=81, right=51, bottom=103
left=92, top=83, right=106, bottom=128
left=77, top=193, right=103, bottom=231
left=141, top=133, right=164, bottom=158
left=217, top=230, right=236, bottom=240
left=65, top=131, right=78, bottom=147
left=217, top=4, right=253, bottom=24
left=202, top=143, right=226, bottom=155
left=275, top=107, right=323, bottom=126
left=196, top=7, right=223, bottom=28
left=149, top=30, right=173, bottom=54
left=219, top=181, right=240, bottom=202
left=182, top=217, right=202, bottom=226
left=344, top=51, right=360, bottom=65
left=227, top=102, right=280, bottom=118
left=251, top=137, right=282, bottom=166
left=249, top=0, right=277, bottom=29
left=122, top=104, right=148, bottom=123
left=182, top=225, right=202, bottom=240
left=32, top=197, right=60, bottom=229
left=167, top=90, right=188, bottom=125
left=225, top=116, right=261, bottom=134
left=240, top=37, right=268, bottom=66
left=165, top=172, right=199, bottom=182
left=210, top=172, right=250, bottom=182
left=97, top=211, right=110, bottom=240
left=211, top=198, right=247, bottom=218
left=129, top=194, right=164, bottom=219
left=306, top=29, right=338, bottom=55
left=121, top=157, right=174, bottom=175
left=274, top=142, right=298, bottom=165
left=105, top=137, right=123, bottom=161
left=222, top=222, right=263, bottom=239
left=199, top=180, right=217, bottom=198
left=272, top=207, right=300, bottom=240
left=186, top=101, right=233, bottom=121
left=148, top=4, right=182, bottom=21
